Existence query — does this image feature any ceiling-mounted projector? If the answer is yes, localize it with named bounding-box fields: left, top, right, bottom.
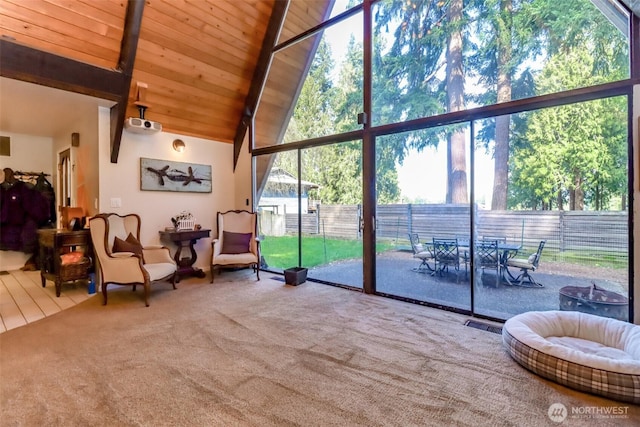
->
left=124, top=117, right=162, bottom=134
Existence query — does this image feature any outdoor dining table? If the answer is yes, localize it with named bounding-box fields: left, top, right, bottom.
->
left=457, top=239, right=521, bottom=264
left=435, top=238, right=522, bottom=282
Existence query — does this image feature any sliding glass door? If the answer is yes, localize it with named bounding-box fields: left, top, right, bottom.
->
left=473, top=101, right=630, bottom=321
left=301, top=142, right=364, bottom=288
left=375, top=127, right=471, bottom=311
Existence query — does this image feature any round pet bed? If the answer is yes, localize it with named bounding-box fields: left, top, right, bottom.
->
left=502, top=310, right=640, bottom=404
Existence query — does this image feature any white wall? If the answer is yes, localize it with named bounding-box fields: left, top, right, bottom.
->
left=51, top=107, right=100, bottom=217
left=0, top=132, right=54, bottom=271
left=97, top=107, right=236, bottom=271
left=0, top=132, right=53, bottom=174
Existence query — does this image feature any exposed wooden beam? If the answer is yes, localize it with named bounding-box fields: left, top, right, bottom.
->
left=0, top=38, right=124, bottom=101
left=232, top=0, right=289, bottom=169
left=0, top=0, right=145, bottom=165
left=110, top=0, right=145, bottom=163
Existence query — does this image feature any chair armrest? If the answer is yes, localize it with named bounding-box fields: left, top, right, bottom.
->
left=111, top=252, right=136, bottom=258
left=211, top=238, right=221, bottom=257
left=99, top=253, right=146, bottom=283
left=143, top=244, right=164, bottom=250
left=142, top=246, right=175, bottom=265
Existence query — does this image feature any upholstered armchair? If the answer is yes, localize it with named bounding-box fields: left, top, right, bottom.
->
left=89, top=213, right=177, bottom=306
left=210, top=210, right=260, bottom=282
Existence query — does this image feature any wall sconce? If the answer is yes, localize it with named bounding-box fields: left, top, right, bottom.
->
left=172, top=139, right=186, bottom=153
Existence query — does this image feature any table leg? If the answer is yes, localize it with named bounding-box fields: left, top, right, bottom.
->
left=173, top=239, right=206, bottom=281
left=499, top=249, right=517, bottom=284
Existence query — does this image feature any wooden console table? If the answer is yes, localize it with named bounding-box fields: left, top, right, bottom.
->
left=37, top=228, right=92, bottom=297
left=159, top=228, right=211, bottom=281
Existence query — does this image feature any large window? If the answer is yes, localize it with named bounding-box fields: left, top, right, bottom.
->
left=371, top=0, right=629, bottom=126
left=254, top=9, right=363, bottom=148
left=253, top=0, right=633, bottom=322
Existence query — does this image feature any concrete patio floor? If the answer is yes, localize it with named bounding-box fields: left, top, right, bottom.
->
left=305, top=250, right=629, bottom=321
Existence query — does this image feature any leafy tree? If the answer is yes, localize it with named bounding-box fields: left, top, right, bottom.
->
left=374, top=0, right=471, bottom=203
left=275, top=38, right=367, bottom=205
left=472, top=0, right=628, bottom=210
left=510, top=49, right=625, bottom=210
left=271, top=0, right=628, bottom=212
left=445, top=0, right=468, bottom=203
left=283, top=40, right=336, bottom=143
left=585, top=96, right=627, bottom=210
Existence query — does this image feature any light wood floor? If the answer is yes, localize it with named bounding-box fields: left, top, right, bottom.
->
left=0, top=269, right=94, bottom=334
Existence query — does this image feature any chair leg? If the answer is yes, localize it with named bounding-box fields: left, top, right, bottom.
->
left=171, top=272, right=177, bottom=289
left=210, top=265, right=215, bottom=283
left=412, top=259, right=433, bottom=273
left=143, top=281, right=150, bottom=307
left=503, top=265, right=519, bottom=285
left=102, top=283, right=108, bottom=305
left=517, top=270, right=543, bottom=287
left=506, top=267, right=543, bottom=288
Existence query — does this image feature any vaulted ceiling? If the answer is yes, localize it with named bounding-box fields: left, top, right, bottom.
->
left=0, top=0, right=331, bottom=164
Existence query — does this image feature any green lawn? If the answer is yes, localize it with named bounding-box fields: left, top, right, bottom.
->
left=261, top=235, right=395, bottom=269
left=543, top=249, right=628, bottom=269
left=261, top=236, right=628, bottom=271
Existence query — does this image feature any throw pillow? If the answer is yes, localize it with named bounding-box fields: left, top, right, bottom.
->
left=221, top=231, right=252, bottom=254
left=113, top=233, right=144, bottom=262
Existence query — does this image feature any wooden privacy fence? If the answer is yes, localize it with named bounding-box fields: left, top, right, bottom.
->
left=259, top=204, right=628, bottom=256
left=283, top=205, right=361, bottom=239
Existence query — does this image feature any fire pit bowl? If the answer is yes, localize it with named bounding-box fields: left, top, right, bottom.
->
left=559, top=284, right=628, bottom=321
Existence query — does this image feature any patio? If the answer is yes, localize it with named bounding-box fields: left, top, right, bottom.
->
left=305, top=249, right=629, bottom=321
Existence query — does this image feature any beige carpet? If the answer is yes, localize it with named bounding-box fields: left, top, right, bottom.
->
left=1, top=271, right=638, bottom=426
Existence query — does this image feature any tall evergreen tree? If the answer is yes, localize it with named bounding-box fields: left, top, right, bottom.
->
left=510, top=49, right=624, bottom=210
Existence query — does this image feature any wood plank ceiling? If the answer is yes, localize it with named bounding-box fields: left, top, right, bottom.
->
left=0, top=0, right=272, bottom=144
left=0, top=0, right=333, bottom=166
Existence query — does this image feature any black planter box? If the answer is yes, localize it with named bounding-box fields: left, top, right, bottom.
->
left=284, top=267, right=308, bottom=286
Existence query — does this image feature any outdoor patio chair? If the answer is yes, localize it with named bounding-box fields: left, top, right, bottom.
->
left=432, top=238, right=464, bottom=280
left=505, top=240, right=546, bottom=287
left=475, top=239, right=501, bottom=287
left=408, top=233, right=434, bottom=273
